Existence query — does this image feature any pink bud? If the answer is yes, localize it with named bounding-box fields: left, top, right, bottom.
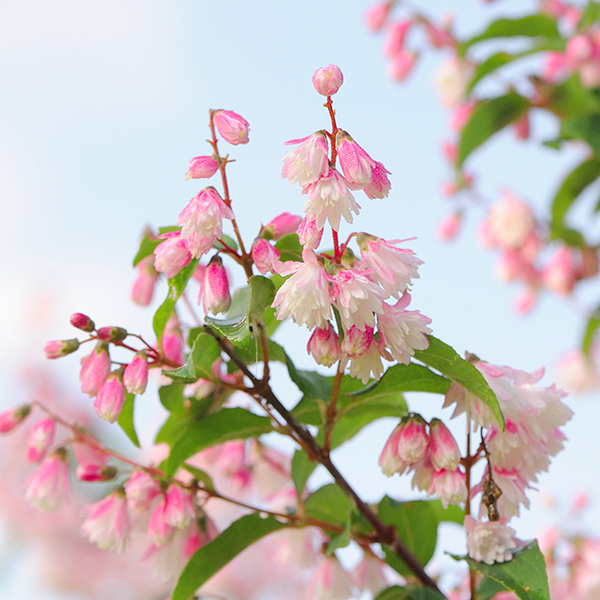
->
left=378, top=425, right=408, bottom=476
left=96, top=326, right=128, bottom=343
left=154, top=231, right=193, bottom=279
left=543, top=246, right=579, bottom=295
left=124, top=352, right=149, bottom=395
left=252, top=238, right=281, bottom=275
left=74, top=443, right=112, bottom=482
left=429, top=418, right=461, bottom=471
left=213, top=110, right=250, bottom=145
left=186, top=155, right=219, bottom=180
left=164, top=484, right=195, bottom=529
left=397, top=415, right=429, bottom=464
left=297, top=215, right=324, bottom=249
left=94, top=370, right=126, bottom=423
left=513, top=113, right=530, bottom=140
left=341, top=325, right=373, bottom=357
left=424, top=22, right=455, bottom=49
left=70, top=312, right=95, bottom=332
left=25, top=447, right=70, bottom=512
left=44, top=338, right=80, bottom=360
left=126, top=470, right=162, bottom=512
left=162, top=314, right=184, bottom=365
left=26, top=417, right=56, bottom=462
left=148, top=498, right=172, bottom=545
left=438, top=213, right=461, bottom=241
left=81, top=489, right=130, bottom=553
left=76, top=464, right=118, bottom=482
left=429, top=468, right=467, bottom=509
left=0, top=404, right=31, bottom=434
left=336, top=130, right=378, bottom=187
left=201, top=256, right=231, bottom=315
left=307, top=324, right=341, bottom=367
left=449, top=101, right=476, bottom=132
left=364, top=2, right=393, bottom=31
left=388, top=51, right=417, bottom=82
left=80, top=342, right=111, bottom=397
left=263, top=212, right=303, bottom=240
left=312, top=64, right=344, bottom=96
left=131, top=255, right=159, bottom=306
left=383, top=20, right=412, bottom=57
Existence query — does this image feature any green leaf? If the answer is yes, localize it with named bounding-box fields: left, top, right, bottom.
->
left=427, top=499, right=465, bottom=525
left=551, top=158, right=600, bottom=225
left=248, top=276, right=276, bottom=320
left=275, top=233, right=303, bottom=262
left=159, top=382, right=187, bottom=416
left=304, top=484, right=353, bottom=528
left=232, top=338, right=288, bottom=370
left=458, top=93, right=530, bottom=166
left=155, top=413, right=189, bottom=445
left=118, top=392, right=140, bottom=447
left=579, top=1, right=600, bottom=30
left=548, top=222, right=586, bottom=246
left=544, top=73, right=600, bottom=119
left=291, top=448, right=317, bottom=496
left=375, top=587, right=446, bottom=600
left=378, top=497, right=439, bottom=577
left=478, top=577, right=510, bottom=600
left=414, top=336, right=504, bottom=430
left=213, top=233, right=238, bottom=252
left=325, top=510, right=352, bottom=555
left=462, top=15, right=560, bottom=50
left=562, top=114, right=600, bottom=155
left=153, top=259, right=199, bottom=344
left=286, top=356, right=332, bottom=400
left=452, top=540, right=550, bottom=600
left=166, top=333, right=221, bottom=383
left=375, top=587, right=409, bottom=600
left=164, top=408, right=274, bottom=476
left=181, top=464, right=216, bottom=492
left=583, top=304, right=600, bottom=356
left=173, top=514, right=286, bottom=600
left=205, top=314, right=251, bottom=349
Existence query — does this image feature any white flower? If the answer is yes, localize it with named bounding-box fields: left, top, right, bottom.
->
left=465, top=515, right=517, bottom=565
left=81, top=490, right=130, bottom=553
left=281, top=132, right=329, bottom=187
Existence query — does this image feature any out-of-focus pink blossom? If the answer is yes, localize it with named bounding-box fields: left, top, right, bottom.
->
left=177, top=187, right=234, bottom=259
left=438, top=212, right=462, bottom=241
left=185, top=155, right=219, bottom=180
left=424, top=21, right=455, bottom=49
left=201, top=255, right=231, bottom=315
left=74, top=443, right=113, bottom=482
left=153, top=231, right=193, bottom=279
left=364, top=2, right=393, bottom=31
left=162, top=313, right=184, bottom=366
left=124, top=352, right=149, bottom=395
left=44, top=338, right=80, bottom=360
left=557, top=349, right=600, bottom=394
left=94, top=371, right=126, bottom=423
left=25, top=448, right=70, bottom=512
left=379, top=425, right=407, bottom=476
left=312, top=64, right=344, bottom=96
left=81, top=489, right=130, bottom=552
left=307, top=324, right=341, bottom=367
left=306, top=556, right=354, bottom=600
left=0, top=404, right=31, bottom=434
left=282, top=132, right=329, bottom=188
left=513, top=112, right=530, bottom=140
left=263, top=212, right=303, bottom=240
left=429, top=418, right=461, bottom=471
left=543, top=246, right=579, bottom=295
left=252, top=238, right=281, bottom=275
left=388, top=50, right=417, bottom=82
left=353, top=553, right=390, bottom=596
left=70, top=312, right=95, bottom=332
left=429, top=468, right=467, bottom=508
left=26, top=417, right=56, bottom=463
left=163, top=484, right=195, bottom=530
left=297, top=215, right=324, bottom=249
left=465, top=516, right=517, bottom=565
left=449, top=101, right=475, bottom=131
left=149, top=498, right=174, bottom=546
left=80, top=341, right=111, bottom=397
left=513, top=286, right=538, bottom=314
left=213, top=110, right=249, bottom=145
left=126, top=469, right=162, bottom=512
left=433, top=57, right=473, bottom=108
left=131, top=255, right=159, bottom=306
left=383, top=20, right=412, bottom=57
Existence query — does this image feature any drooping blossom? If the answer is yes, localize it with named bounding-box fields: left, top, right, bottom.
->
left=94, top=370, right=126, bottom=423
left=272, top=249, right=331, bottom=329
left=556, top=349, right=600, bottom=394
left=410, top=456, right=435, bottom=492
left=25, top=448, right=70, bottom=512
left=464, top=516, right=517, bottom=565
left=252, top=238, right=281, bottom=274
left=383, top=20, right=412, bottom=57
left=163, top=484, right=196, bottom=530
left=26, top=417, right=56, bottom=462
left=126, top=470, right=162, bottom=512
left=347, top=336, right=386, bottom=383
left=153, top=231, right=192, bottom=279
left=336, top=130, right=378, bottom=187
left=388, top=51, right=418, bottom=82
left=201, top=255, right=231, bottom=315
left=149, top=498, right=174, bottom=546
left=262, top=212, right=303, bottom=240
left=429, top=418, right=461, bottom=471
left=363, top=160, right=392, bottom=199
left=312, top=64, right=344, bottom=96
left=306, top=556, right=354, bottom=600
left=396, top=415, right=429, bottom=465
left=74, top=442, right=115, bottom=482
left=281, top=131, right=329, bottom=188
left=428, top=468, right=467, bottom=509
left=177, top=188, right=234, bottom=258
left=131, top=255, right=159, bottom=306
left=353, top=553, right=390, bottom=597
left=438, top=212, right=462, bottom=241
left=379, top=425, right=407, bottom=476
left=44, top=338, right=80, bottom=359
left=80, top=341, right=111, bottom=397
left=213, top=110, right=249, bottom=145
left=162, top=313, right=184, bottom=366
left=302, top=167, right=361, bottom=231
left=0, top=404, right=31, bottom=434
left=124, top=352, right=149, bottom=395
left=81, top=489, right=131, bottom=553
left=297, top=214, right=324, bottom=249
left=364, top=1, right=393, bottom=31
left=307, top=324, right=341, bottom=367
left=543, top=246, right=579, bottom=295
left=185, top=155, right=219, bottom=179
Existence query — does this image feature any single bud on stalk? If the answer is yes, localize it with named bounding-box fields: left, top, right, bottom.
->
left=186, top=155, right=219, bottom=179
left=312, top=64, right=344, bottom=96
left=94, top=368, right=126, bottom=423
left=429, top=418, right=461, bottom=471
left=252, top=238, right=281, bottom=275
left=0, top=404, right=32, bottom=434
left=44, top=338, right=80, bottom=359
left=80, top=342, right=111, bottom=397
left=70, top=313, right=96, bottom=332
left=96, top=326, right=128, bottom=343
left=76, top=464, right=119, bottom=482
left=131, top=255, right=159, bottom=306
left=124, top=352, right=149, bottom=395
left=201, top=255, right=232, bottom=315
left=26, top=417, right=56, bottom=462
left=307, top=324, right=341, bottom=367
left=213, top=109, right=250, bottom=145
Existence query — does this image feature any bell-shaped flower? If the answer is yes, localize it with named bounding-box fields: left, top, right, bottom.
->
left=465, top=516, right=517, bottom=565
left=153, top=231, right=193, bottom=279
left=201, top=255, right=231, bottom=315
left=26, top=417, right=56, bottom=463
left=25, top=448, right=70, bottom=512
left=429, top=418, right=461, bottom=471
left=213, top=110, right=249, bottom=145
left=307, top=324, right=341, bottom=367
left=81, top=489, right=131, bottom=553
left=94, top=369, right=126, bottom=423
left=281, top=131, right=329, bottom=188
left=80, top=341, right=111, bottom=397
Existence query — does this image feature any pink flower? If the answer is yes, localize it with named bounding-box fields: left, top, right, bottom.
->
left=341, top=325, right=374, bottom=357
left=424, top=21, right=455, bottom=49
left=74, top=443, right=113, bottom=482
left=433, top=57, right=473, bottom=109
left=149, top=498, right=174, bottom=546
left=131, top=255, right=159, bottom=306
left=364, top=2, right=393, bottom=31
left=358, top=235, right=422, bottom=298
left=80, top=341, right=111, bottom=397
left=347, top=337, right=386, bottom=383
left=153, top=231, right=193, bottom=279
left=312, top=64, right=344, bottom=96
left=428, top=468, right=467, bottom=508
left=281, top=131, right=329, bottom=188
left=70, top=312, right=95, bottom=332
left=307, top=324, right=341, bottom=367
left=162, top=313, right=184, bottom=365
left=353, top=553, right=390, bottom=596
left=163, top=484, right=196, bottom=529
left=272, top=249, right=331, bottom=329
left=263, top=212, right=303, bottom=240
left=388, top=51, right=417, bottom=82
left=126, top=470, right=162, bottom=512
left=429, top=418, right=461, bottom=471
left=438, top=213, right=462, bottom=241
left=81, top=489, right=130, bottom=552
left=201, top=255, right=231, bottom=315
left=25, top=448, right=70, bottom=512
left=0, top=404, right=31, bottom=434
left=384, top=20, right=413, bottom=56
left=543, top=246, right=579, bottom=295
left=336, top=130, right=379, bottom=189
left=556, top=349, right=600, bottom=394
left=94, top=370, right=126, bottom=423
left=377, top=293, right=432, bottom=364
left=252, top=238, right=281, bottom=274
left=378, top=425, right=408, bottom=476
left=396, top=415, right=429, bottom=465
left=410, top=456, right=435, bottom=492
left=363, top=160, right=392, bottom=199
left=44, top=338, right=80, bottom=359
left=306, top=556, right=354, bottom=600
left=449, top=101, right=475, bottom=131
left=213, top=110, right=249, bottom=145
left=26, top=417, right=56, bottom=462
left=298, top=214, right=324, bottom=249
left=513, top=113, right=530, bottom=140
left=124, top=352, right=149, bottom=395
left=185, top=155, right=219, bottom=179
left=177, top=187, right=234, bottom=258
left=464, top=516, right=517, bottom=565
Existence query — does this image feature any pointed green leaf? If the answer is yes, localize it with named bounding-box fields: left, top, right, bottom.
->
left=248, top=275, right=276, bottom=320
left=561, top=115, right=600, bottom=155
left=155, top=412, right=189, bottom=445
left=164, top=408, right=274, bottom=476
left=153, top=259, right=199, bottom=344
left=181, top=464, right=216, bottom=492
left=578, top=1, right=600, bottom=30
left=325, top=509, right=353, bottom=555
left=159, top=382, right=187, bottom=415
left=204, top=313, right=250, bottom=348
left=551, top=158, right=600, bottom=225
left=451, top=540, right=550, bottom=600
left=304, top=484, right=353, bottom=528
left=173, top=514, right=286, bottom=600
left=427, top=499, right=465, bottom=525
left=478, top=577, right=510, bottom=600
left=165, top=333, right=221, bottom=383
left=275, top=233, right=303, bottom=262
left=118, top=392, right=140, bottom=447
left=414, top=336, right=504, bottom=430
left=458, top=93, right=530, bottom=166
left=286, top=356, right=332, bottom=400
left=291, top=448, right=317, bottom=496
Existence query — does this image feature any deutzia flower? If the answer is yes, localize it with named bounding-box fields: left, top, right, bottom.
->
left=281, top=131, right=329, bottom=188
left=81, top=489, right=130, bottom=553
left=306, top=556, right=354, bottom=600
left=25, top=448, right=70, bottom=512
left=465, top=515, right=517, bottom=565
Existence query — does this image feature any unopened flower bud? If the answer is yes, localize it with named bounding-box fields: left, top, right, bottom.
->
left=80, top=342, right=111, bottom=397
left=70, top=313, right=96, bottom=332
left=378, top=425, right=407, bottom=476
left=396, top=415, right=429, bottom=465
left=0, top=404, right=31, bottom=434
left=429, top=418, right=461, bottom=471
left=186, top=155, right=219, bottom=180
left=96, top=326, right=128, bottom=343
left=76, top=464, right=119, bottom=482
left=252, top=238, right=281, bottom=274
left=312, top=64, right=344, bottom=96
left=131, top=255, right=159, bottom=306
left=201, top=256, right=231, bottom=315
left=44, top=338, right=80, bottom=359
left=213, top=110, right=250, bottom=145
left=262, top=212, right=303, bottom=240
left=297, top=215, right=324, bottom=249
left=124, top=352, right=149, bottom=395
left=94, top=369, right=126, bottom=423
left=307, top=324, right=341, bottom=367
left=26, top=417, right=56, bottom=462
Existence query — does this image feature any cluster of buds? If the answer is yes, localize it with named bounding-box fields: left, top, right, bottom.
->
left=545, top=27, right=600, bottom=87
